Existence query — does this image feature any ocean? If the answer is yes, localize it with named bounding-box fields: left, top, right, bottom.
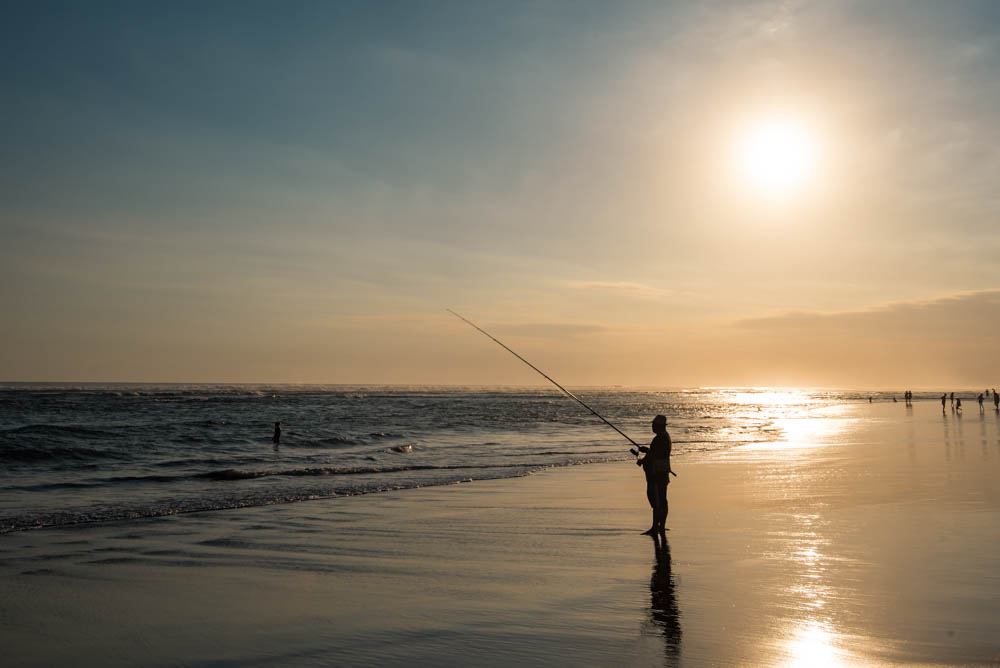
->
left=0, top=385, right=926, bottom=533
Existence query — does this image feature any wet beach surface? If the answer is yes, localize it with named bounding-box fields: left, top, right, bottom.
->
left=3, top=401, right=1000, bottom=666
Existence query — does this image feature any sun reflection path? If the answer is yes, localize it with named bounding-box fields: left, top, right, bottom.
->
left=713, top=389, right=852, bottom=452
left=742, top=401, right=878, bottom=665
left=778, top=514, right=853, bottom=667
left=782, top=620, right=846, bottom=668
left=726, top=389, right=819, bottom=406
left=774, top=416, right=844, bottom=448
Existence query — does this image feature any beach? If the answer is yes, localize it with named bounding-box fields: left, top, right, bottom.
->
left=7, top=3, right=1000, bottom=666
left=3, top=401, right=1000, bottom=666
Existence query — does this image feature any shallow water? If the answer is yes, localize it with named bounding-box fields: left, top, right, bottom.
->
left=0, top=385, right=957, bottom=532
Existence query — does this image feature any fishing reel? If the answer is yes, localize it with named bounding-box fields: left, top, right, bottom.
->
left=630, top=448, right=643, bottom=466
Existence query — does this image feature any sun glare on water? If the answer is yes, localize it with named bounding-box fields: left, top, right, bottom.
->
left=734, top=116, right=821, bottom=198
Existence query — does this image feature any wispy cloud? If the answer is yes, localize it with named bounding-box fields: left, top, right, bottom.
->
left=565, top=280, right=669, bottom=300
left=490, top=322, right=608, bottom=339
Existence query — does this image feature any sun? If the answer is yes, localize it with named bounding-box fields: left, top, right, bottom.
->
left=734, top=116, right=819, bottom=197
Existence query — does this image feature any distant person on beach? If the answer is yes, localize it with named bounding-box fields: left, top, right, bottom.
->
left=272, top=421, right=282, bottom=445
left=994, top=391, right=999, bottom=410
left=941, top=394, right=947, bottom=410
left=637, top=414, right=673, bottom=535
left=956, top=398, right=962, bottom=412
left=978, top=394, right=985, bottom=412
left=950, top=392, right=954, bottom=406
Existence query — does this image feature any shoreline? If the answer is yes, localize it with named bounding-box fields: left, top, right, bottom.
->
left=0, top=453, right=648, bottom=536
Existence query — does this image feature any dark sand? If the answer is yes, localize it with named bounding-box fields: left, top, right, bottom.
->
left=3, top=402, right=1000, bottom=666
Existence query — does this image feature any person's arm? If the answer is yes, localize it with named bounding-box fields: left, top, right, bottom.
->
left=635, top=441, right=652, bottom=467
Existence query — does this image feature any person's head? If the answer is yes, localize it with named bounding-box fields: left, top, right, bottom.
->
left=652, top=414, right=667, bottom=435
left=275, top=421, right=281, bottom=427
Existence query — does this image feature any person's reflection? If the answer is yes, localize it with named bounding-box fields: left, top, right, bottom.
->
left=980, top=413, right=988, bottom=460
left=956, top=412, right=965, bottom=459
left=649, top=533, right=682, bottom=665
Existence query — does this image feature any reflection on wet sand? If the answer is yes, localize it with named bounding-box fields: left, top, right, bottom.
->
left=944, top=412, right=952, bottom=461
left=956, top=410, right=965, bottom=460
left=980, top=414, right=988, bottom=461
left=778, top=513, right=849, bottom=667
left=782, top=620, right=841, bottom=667
left=740, top=415, right=863, bottom=666
left=648, top=534, right=681, bottom=666
left=661, top=402, right=1000, bottom=665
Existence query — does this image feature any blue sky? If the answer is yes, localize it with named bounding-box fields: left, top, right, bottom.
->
left=3, top=1, right=1000, bottom=385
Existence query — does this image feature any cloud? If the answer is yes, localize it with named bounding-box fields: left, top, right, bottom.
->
left=490, top=322, right=608, bottom=339
left=565, top=280, right=669, bottom=300
left=734, top=289, right=1000, bottom=342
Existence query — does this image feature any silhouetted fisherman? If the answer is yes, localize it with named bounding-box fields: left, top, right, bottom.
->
left=978, top=393, right=985, bottom=413
left=637, top=414, right=673, bottom=535
left=272, top=421, right=282, bottom=444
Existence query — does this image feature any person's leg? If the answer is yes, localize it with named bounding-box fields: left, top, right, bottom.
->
left=643, top=481, right=659, bottom=535
left=646, top=476, right=666, bottom=533
left=657, top=482, right=669, bottom=532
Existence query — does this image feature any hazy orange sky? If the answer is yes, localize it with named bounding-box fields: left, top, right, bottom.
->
left=3, top=2, right=1000, bottom=387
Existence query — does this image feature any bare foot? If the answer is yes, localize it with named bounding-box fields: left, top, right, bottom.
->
left=641, top=527, right=657, bottom=535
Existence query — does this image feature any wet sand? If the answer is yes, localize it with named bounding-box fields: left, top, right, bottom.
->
left=3, top=402, right=1000, bottom=666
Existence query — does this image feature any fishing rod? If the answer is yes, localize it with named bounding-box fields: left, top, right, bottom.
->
left=448, top=309, right=674, bottom=474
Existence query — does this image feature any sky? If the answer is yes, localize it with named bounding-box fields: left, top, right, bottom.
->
left=2, top=0, right=1000, bottom=387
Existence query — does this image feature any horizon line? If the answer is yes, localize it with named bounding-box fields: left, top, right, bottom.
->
left=0, top=381, right=988, bottom=392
